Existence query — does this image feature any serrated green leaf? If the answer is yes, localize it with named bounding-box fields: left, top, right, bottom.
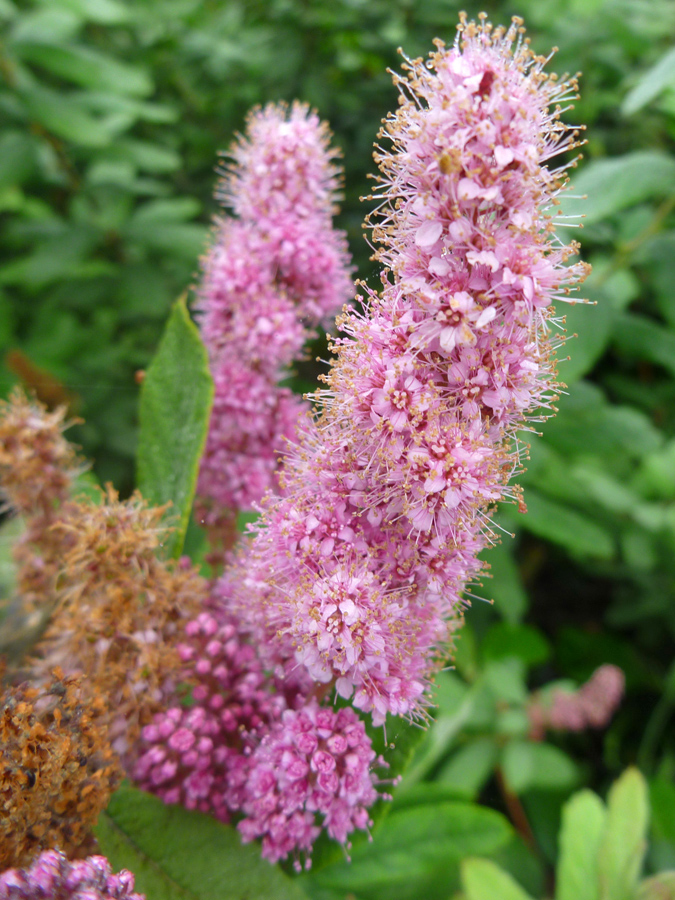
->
left=95, top=783, right=307, bottom=900
left=599, top=768, right=649, bottom=900
left=556, top=789, right=607, bottom=900
left=623, top=46, right=675, bottom=115
left=14, top=42, right=152, bottom=96
left=559, top=152, right=675, bottom=224
left=137, top=296, right=213, bottom=558
left=519, top=489, right=614, bottom=560
left=462, top=858, right=535, bottom=900
left=501, top=742, right=579, bottom=794
left=306, top=802, right=512, bottom=900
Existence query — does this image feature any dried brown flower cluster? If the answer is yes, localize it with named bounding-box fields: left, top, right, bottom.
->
left=0, top=389, right=82, bottom=615
left=0, top=391, right=207, bottom=762
left=29, top=488, right=206, bottom=756
left=0, top=669, right=122, bottom=869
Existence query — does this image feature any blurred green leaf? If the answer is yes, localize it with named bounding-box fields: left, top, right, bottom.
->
left=519, top=489, right=614, bottom=560
left=482, top=623, right=551, bottom=668
left=14, top=42, right=152, bottom=96
left=137, top=296, right=213, bottom=558
left=437, top=738, right=499, bottom=799
left=623, top=46, right=675, bottom=115
left=462, top=857, right=535, bottom=900
left=0, top=131, right=37, bottom=190
left=501, top=742, right=579, bottom=794
left=613, top=313, right=675, bottom=380
left=20, top=84, right=116, bottom=147
left=599, top=768, right=649, bottom=900
left=96, top=783, right=306, bottom=900
left=556, top=789, right=607, bottom=900
left=482, top=541, right=528, bottom=624
left=560, top=152, right=675, bottom=223
left=58, top=0, right=132, bottom=25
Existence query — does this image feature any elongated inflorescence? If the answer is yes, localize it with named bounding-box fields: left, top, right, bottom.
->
left=196, top=103, right=353, bottom=528
left=217, top=14, right=588, bottom=726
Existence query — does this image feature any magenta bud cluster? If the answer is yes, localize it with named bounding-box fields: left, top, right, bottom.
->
left=0, top=852, right=143, bottom=900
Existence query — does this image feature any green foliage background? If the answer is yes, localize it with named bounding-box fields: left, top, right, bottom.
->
left=2, top=0, right=675, bottom=896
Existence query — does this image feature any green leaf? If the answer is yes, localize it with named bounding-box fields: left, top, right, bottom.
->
left=0, top=131, right=37, bottom=190
left=462, top=858, right=535, bottom=900
left=599, top=768, right=649, bottom=900
left=20, top=84, right=115, bottom=147
left=481, top=541, right=528, bottom=624
left=482, top=623, right=550, bottom=668
left=437, top=738, right=499, bottom=799
left=637, top=872, right=675, bottom=900
left=650, top=778, right=675, bottom=845
left=57, top=0, right=132, bottom=24
left=559, top=152, right=675, bottom=224
left=137, top=296, right=214, bottom=558
left=501, top=742, right=579, bottom=794
left=519, top=489, right=614, bottom=560
left=612, top=313, right=675, bottom=380
left=556, top=789, right=607, bottom=900
left=306, top=802, right=512, bottom=900
left=559, top=295, right=614, bottom=385
left=95, top=783, right=307, bottom=900
left=623, top=46, right=675, bottom=115
left=14, top=42, right=152, bottom=96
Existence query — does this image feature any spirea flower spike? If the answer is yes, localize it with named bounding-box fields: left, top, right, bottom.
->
left=221, top=13, right=589, bottom=725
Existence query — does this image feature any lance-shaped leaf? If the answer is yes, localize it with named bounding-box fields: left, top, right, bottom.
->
left=137, top=296, right=213, bottom=557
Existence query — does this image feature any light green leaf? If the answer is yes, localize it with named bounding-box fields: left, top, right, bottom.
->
left=437, top=738, right=499, bottom=799
left=599, top=768, right=649, bottom=900
left=558, top=152, right=675, bottom=224
left=57, top=0, right=131, bottom=24
left=14, top=42, right=152, bottom=96
left=623, top=46, right=675, bottom=115
left=559, top=296, right=614, bottom=385
left=462, top=858, right=535, bottom=900
left=137, top=296, right=213, bottom=558
left=501, top=742, right=579, bottom=794
left=519, top=489, right=614, bottom=560
left=95, top=783, right=306, bottom=900
left=556, top=789, right=607, bottom=900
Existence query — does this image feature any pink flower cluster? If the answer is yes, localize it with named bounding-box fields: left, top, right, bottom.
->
left=133, top=14, right=588, bottom=868
left=232, top=701, right=383, bottom=869
left=133, top=611, right=286, bottom=822
left=0, top=851, right=143, bottom=900
left=528, top=665, right=625, bottom=740
left=196, top=103, right=353, bottom=518
left=218, top=15, right=588, bottom=725
left=133, top=610, right=382, bottom=868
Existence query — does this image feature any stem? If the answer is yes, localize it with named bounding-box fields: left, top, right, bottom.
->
left=495, top=765, right=538, bottom=852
